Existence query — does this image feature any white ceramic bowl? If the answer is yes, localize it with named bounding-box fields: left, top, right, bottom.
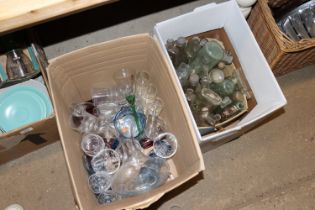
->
left=237, top=0, right=257, bottom=7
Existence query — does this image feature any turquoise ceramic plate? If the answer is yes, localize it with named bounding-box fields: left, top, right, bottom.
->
left=0, top=85, right=53, bottom=132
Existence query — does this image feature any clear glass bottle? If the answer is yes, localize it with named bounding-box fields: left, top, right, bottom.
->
left=218, top=101, right=244, bottom=121
left=174, top=37, right=188, bottom=68
left=176, top=62, right=191, bottom=87
left=209, top=78, right=236, bottom=96
left=188, top=73, right=200, bottom=89
left=209, top=68, right=225, bottom=84
left=111, top=138, right=151, bottom=196
left=221, top=51, right=233, bottom=65
left=185, top=36, right=201, bottom=61
left=6, top=49, right=36, bottom=80
left=200, top=88, right=223, bottom=106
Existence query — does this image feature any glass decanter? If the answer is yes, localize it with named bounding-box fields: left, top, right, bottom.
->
left=112, top=127, right=170, bottom=197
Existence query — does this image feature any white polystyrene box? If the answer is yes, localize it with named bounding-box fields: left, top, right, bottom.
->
left=153, top=0, right=287, bottom=144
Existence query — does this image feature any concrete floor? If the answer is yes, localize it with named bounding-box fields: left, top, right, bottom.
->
left=1, top=1, right=315, bottom=209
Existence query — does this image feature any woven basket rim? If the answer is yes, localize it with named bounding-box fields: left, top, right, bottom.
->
left=260, top=0, right=315, bottom=52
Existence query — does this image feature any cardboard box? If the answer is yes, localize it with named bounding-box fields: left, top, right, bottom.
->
left=47, top=34, right=204, bottom=210
left=154, top=0, right=287, bottom=147
left=0, top=46, right=59, bottom=164
left=0, top=117, right=59, bottom=164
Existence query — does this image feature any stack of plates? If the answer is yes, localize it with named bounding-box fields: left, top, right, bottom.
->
left=0, top=79, right=53, bottom=133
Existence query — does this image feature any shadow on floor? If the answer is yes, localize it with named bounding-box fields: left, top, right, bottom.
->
left=33, top=0, right=197, bottom=47
left=0, top=0, right=197, bottom=52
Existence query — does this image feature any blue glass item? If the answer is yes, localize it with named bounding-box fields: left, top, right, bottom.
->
left=27, top=47, right=40, bottom=72
left=97, top=191, right=121, bottom=205
left=88, top=172, right=112, bottom=194
left=136, top=158, right=169, bottom=192
left=106, top=138, right=120, bottom=150
left=114, top=106, right=146, bottom=138
left=148, top=150, right=159, bottom=158
left=0, top=85, right=53, bottom=132
left=0, top=64, right=8, bottom=83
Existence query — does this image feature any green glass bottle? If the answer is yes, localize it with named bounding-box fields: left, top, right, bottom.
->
left=209, top=78, right=236, bottom=96
left=189, top=41, right=224, bottom=75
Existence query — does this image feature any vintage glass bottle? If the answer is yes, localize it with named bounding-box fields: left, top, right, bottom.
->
left=189, top=41, right=224, bottom=75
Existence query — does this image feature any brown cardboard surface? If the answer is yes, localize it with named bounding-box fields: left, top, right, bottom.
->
left=0, top=47, right=59, bottom=164
left=0, top=117, right=59, bottom=164
left=48, top=34, right=204, bottom=210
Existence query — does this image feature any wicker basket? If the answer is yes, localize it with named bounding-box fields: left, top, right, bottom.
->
left=248, top=0, right=315, bottom=76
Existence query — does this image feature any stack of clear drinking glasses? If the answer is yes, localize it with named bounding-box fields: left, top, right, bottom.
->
left=69, top=69, right=178, bottom=205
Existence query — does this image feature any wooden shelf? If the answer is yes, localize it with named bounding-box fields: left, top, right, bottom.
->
left=0, top=0, right=117, bottom=35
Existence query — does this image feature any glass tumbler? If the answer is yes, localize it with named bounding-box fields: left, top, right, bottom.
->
left=146, top=97, right=164, bottom=117
left=145, top=115, right=167, bottom=139
left=113, top=68, right=134, bottom=96
left=97, top=191, right=121, bottom=205
left=134, top=71, right=150, bottom=96
left=88, top=171, right=112, bottom=194
left=153, top=132, right=178, bottom=159
left=91, top=88, right=112, bottom=106
left=141, top=83, right=157, bottom=115
left=70, top=102, right=98, bottom=133
left=81, top=133, right=105, bottom=157
left=6, top=49, right=36, bottom=80
left=91, top=149, right=121, bottom=174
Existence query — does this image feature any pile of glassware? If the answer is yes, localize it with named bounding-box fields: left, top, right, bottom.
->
left=166, top=36, right=251, bottom=134
left=277, top=0, right=315, bottom=41
left=69, top=69, right=178, bottom=205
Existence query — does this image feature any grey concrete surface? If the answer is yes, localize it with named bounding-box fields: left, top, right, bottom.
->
left=1, top=1, right=315, bottom=210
